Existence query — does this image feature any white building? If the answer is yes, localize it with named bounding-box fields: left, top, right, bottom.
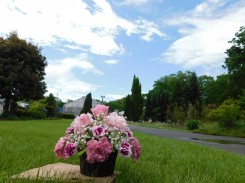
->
left=63, top=96, right=100, bottom=116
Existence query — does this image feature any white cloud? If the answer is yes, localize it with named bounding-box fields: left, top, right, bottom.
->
left=135, top=19, right=168, bottom=41
left=0, top=0, right=166, bottom=56
left=105, top=59, right=119, bottom=64
left=121, top=0, right=150, bottom=6
left=45, top=55, right=103, bottom=101
left=161, top=0, right=245, bottom=71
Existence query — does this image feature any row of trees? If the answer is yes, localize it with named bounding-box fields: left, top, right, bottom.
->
left=120, top=26, right=245, bottom=128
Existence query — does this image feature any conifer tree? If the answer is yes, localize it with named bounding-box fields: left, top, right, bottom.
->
left=131, top=75, right=144, bottom=121
left=124, top=94, right=132, bottom=120
left=80, top=93, right=92, bottom=114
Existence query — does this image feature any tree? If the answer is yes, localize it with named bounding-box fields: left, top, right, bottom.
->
left=124, top=94, right=132, bottom=120
left=144, top=91, right=153, bottom=121
left=198, top=75, right=214, bottom=104
left=130, top=75, right=144, bottom=121
left=223, top=26, right=245, bottom=98
left=80, top=93, right=92, bottom=114
left=0, top=32, right=47, bottom=114
left=46, top=93, right=56, bottom=117
left=105, top=98, right=125, bottom=112
left=188, top=72, right=200, bottom=106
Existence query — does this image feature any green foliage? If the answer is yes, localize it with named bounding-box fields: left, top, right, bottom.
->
left=206, top=74, right=232, bottom=105
left=124, top=94, right=132, bottom=120
left=105, top=98, right=125, bottom=112
left=151, top=71, right=201, bottom=123
left=16, top=110, right=46, bottom=119
left=194, top=121, right=245, bottom=138
left=80, top=93, right=92, bottom=114
left=144, top=89, right=169, bottom=122
left=186, top=103, right=200, bottom=119
left=186, top=119, right=200, bottom=130
left=45, top=93, right=56, bottom=118
left=28, top=99, right=47, bottom=117
left=168, top=105, right=186, bottom=125
left=130, top=75, right=144, bottom=121
left=224, top=26, right=245, bottom=98
left=239, top=90, right=245, bottom=110
left=0, top=32, right=47, bottom=114
left=208, top=99, right=241, bottom=128
left=57, top=113, right=75, bottom=119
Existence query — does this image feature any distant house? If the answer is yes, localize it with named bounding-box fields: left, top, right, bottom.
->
left=63, top=96, right=100, bottom=116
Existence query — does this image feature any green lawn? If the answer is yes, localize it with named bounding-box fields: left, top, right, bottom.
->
left=129, top=121, right=245, bottom=138
left=0, top=119, right=245, bottom=183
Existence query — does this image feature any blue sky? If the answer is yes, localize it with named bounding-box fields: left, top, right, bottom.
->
left=1, top=0, right=245, bottom=102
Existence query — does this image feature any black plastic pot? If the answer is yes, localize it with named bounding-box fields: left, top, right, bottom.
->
left=79, top=152, right=117, bottom=177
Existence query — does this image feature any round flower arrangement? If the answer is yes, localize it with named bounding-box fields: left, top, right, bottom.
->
left=54, top=104, right=141, bottom=163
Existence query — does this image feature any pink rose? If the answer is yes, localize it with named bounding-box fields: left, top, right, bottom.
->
left=54, top=137, right=67, bottom=158
left=72, top=113, right=94, bottom=133
left=130, top=137, right=141, bottom=161
left=119, top=141, right=132, bottom=158
left=91, top=104, right=109, bottom=118
left=105, top=112, right=128, bottom=131
left=86, top=137, right=112, bottom=163
left=92, top=126, right=105, bottom=137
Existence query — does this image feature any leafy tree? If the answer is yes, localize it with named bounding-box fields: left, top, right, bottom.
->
left=105, top=98, right=125, bottom=112
left=124, top=94, right=132, bottom=120
left=205, top=74, right=232, bottom=105
left=188, top=72, right=200, bottom=105
left=80, top=93, right=92, bottom=114
left=223, top=26, right=245, bottom=98
left=0, top=32, right=47, bottom=114
left=46, top=93, right=56, bottom=117
left=198, top=75, right=214, bottom=103
left=144, top=91, right=153, bottom=121
left=28, top=98, right=47, bottom=114
left=130, top=75, right=144, bottom=121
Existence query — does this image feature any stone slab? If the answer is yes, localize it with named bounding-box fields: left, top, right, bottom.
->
left=12, top=163, right=120, bottom=182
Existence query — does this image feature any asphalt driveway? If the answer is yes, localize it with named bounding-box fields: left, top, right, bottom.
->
left=129, top=125, right=245, bottom=155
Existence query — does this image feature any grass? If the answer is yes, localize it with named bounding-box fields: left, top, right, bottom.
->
left=194, top=121, right=245, bottom=138
left=129, top=121, right=186, bottom=131
left=130, top=121, right=245, bottom=138
left=1, top=119, right=245, bottom=182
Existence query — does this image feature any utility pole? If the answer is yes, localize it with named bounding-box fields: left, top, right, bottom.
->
left=101, top=95, right=105, bottom=104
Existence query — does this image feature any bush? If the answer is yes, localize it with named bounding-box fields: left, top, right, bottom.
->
left=57, top=113, right=75, bottom=119
left=15, top=110, right=46, bottom=119
left=168, top=105, right=186, bottom=125
left=186, top=120, right=200, bottom=130
left=208, top=99, right=240, bottom=128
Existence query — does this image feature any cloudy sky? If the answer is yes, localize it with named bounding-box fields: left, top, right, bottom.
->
left=1, top=0, right=245, bottom=102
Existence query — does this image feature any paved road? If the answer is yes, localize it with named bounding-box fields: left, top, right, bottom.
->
left=129, top=125, right=245, bottom=155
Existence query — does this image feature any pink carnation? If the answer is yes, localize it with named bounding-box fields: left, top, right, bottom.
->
left=119, top=141, right=132, bottom=158
left=130, top=137, right=141, bottom=161
left=91, top=104, right=109, bottom=118
left=54, top=137, right=67, bottom=158
left=105, top=112, right=128, bottom=131
left=64, top=143, right=76, bottom=158
left=86, top=137, right=112, bottom=163
left=125, top=127, right=133, bottom=137
left=92, top=126, right=105, bottom=137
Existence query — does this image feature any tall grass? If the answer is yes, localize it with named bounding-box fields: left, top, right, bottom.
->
left=0, top=120, right=245, bottom=182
